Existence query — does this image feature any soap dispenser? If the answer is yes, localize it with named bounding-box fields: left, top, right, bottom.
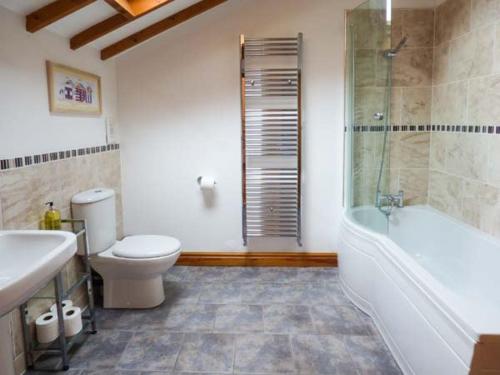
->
left=44, top=201, right=61, bottom=230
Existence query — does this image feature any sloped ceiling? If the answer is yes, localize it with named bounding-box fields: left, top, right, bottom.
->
left=0, top=0, right=209, bottom=52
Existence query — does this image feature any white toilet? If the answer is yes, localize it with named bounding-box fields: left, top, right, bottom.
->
left=71, top=188, right=181, bottom=309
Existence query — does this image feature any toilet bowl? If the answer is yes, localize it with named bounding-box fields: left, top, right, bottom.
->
left=71, top=188, right=181, bottom=309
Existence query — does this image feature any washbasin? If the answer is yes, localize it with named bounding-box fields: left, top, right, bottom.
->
left=0, top=230, right=77, bottom=318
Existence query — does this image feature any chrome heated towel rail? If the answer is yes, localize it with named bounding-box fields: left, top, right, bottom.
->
left=240, top=34, right=303, bottom=246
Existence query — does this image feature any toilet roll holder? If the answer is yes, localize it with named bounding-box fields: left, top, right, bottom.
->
left=197, top=176, right=217, bottom=186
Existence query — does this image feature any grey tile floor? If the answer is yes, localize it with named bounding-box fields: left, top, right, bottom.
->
left=28, top=266, right=402, bottom=375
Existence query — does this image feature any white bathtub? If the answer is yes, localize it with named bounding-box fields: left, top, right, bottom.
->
left=339, top=205, right=500, bottom=375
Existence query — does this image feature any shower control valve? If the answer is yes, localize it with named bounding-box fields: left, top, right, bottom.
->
left=373, top=112, right=384, bottom=121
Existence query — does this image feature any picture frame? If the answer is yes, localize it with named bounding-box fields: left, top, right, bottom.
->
left=46, top=61, right=102, bottom=115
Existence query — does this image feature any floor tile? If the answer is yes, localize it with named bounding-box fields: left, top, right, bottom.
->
left=310, top=304, right=371, bottom=335
left=175, top=333, right=234, bottom=373
left=221, top=267, right=263, bottom=283
left=253, top=267, right=299, bottom=283
left=163, top=282, right=202, bottom=304
left=117, top=331, right=183, bottom=371
left=81, top=371, right=141, bottom=375
left=163, top=266, right=190, bottom=282
left=296, top=267, right=339, bottom=283
left=292, top=334, right=357, bottom=375
left=182, top=267, right=228, bottom=283
left=244, top=283, right=306, bottom=304
left=163, top=304, right=216, bottom=331
left=94, top=308, right=125, bottom=330
left=344, top=335, right=402, bottom=375
left=234, top=334, right=295, bottom=373
left=113, top=305, right=169, bottom=331
left=303, top=283, right=351, bottom=305
left=70, top=330, right=133, bottom=369
left=263, top=305, right=315, bottom=333
left=199, top=282, right=253, bottom=304
left=28, top=370, right=83, bottom=375
left=214, top=304, right=264, bottom=332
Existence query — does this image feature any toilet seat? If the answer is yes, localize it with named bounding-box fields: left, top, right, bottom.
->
left=112, top=235, right=181, bottom=259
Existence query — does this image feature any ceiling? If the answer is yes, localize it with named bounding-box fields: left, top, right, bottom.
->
left=0, top=0, right=203, bottom=52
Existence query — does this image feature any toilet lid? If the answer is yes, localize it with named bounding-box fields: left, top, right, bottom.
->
left=112, top=235, right=181, bottom=259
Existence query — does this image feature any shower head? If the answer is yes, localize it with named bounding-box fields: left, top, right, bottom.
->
left=384, top=36, right=408, bottom=58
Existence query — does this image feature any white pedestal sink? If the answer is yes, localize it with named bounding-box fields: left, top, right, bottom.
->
left=0, top=230, right=77, bottom=375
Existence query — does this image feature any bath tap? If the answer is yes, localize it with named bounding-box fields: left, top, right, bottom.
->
left=376, top=191, right=404, bottom=216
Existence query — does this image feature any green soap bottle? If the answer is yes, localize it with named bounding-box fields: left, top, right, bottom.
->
left=44, top=201, right=61, bottom=230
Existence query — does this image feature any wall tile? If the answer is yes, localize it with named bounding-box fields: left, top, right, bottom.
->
left=445, top=133, right=489, bottom=181
left=399, top=168, right=429, bottom=205
left=402, top=9, right=435, bottom=48
left=435, top=0, right=471, bottom=45
left=354, top=87, right=388, bottom=125
left=462, top=180, right=500, bottom=232
left=351, top=9, right=390, bottom=50
left=401, top=87, right=432, bottom=125
left=0, top=150, right=123, bottom=375
left=429, top=132, right=447, bottom=171
left=428, top=170, right=464, bottom=218
left=448, top=25, right=494, bottom=81
left=487, top=136, right=500, bottom=187
left=467, top=74, right=500, bottom=125
left=433, top=42, right=450, bottom=84
left=390, top=132, right=430, bottom=169
left=495, top=22, right=500, bottom=73
left=431, top=81, right=468, bottom=124
left=354, top=49, right=378, bottom=87
left=392, top=48, right=433, bottom=87
left=471, top=0, right=500, bottom=28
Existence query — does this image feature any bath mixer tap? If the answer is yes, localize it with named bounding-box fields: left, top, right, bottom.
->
left=376, top=191, right=404, bottom=216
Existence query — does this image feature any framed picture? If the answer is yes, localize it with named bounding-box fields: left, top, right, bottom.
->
left=46, top=61, right=102, bottom=115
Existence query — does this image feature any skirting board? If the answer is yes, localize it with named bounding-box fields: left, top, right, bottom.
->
left=176, top=252, right=338, bottom=267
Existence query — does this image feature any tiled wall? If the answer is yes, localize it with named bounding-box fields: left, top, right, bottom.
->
left=0, top=147, right=123, bottom=374
left=428, top=0, right=500, bottom=237
left=351, top=8, right=434, bottom=206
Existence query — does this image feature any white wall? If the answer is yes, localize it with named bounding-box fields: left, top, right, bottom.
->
left=0, top=6, right=118, bottom=158
left=117, top=0, right=359, bottom=252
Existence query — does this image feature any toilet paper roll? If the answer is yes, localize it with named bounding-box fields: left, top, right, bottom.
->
left=199, top=176, right=216, bottom=190
left=63, top=306, right=83, bottom=337
left=35, top=312, right=59, bottom=344
left=49, top=300, right=73, bottom=314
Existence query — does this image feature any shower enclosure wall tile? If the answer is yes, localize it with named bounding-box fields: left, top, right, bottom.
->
left=467, top=74, right=500, bottom=125
left=448, top=25, right=495, bottom=81
left=431, top=81, right=468, bottom=124
left=445, top=133, right=489, bottom=181
left=428, top=170, right=464, bottom=218
left=495, top=22, right=500, bottom=73
left=401, top=87, right=432, bottom=125
left=433, top=42, right=450, bottom=84
left=462, top=180, right=499, bottom=231
left=471, top=0, right=500, bottom=28
left=487, top=136, right=500, bottom=188
left=392, top=48, right=433, bottom=87
left=429, top=133, right=447, bottom=171
left=351, top=9, right=389, bottom=50
left=398, top=168, right=429, bottom=205
left=354, top=87, right=388, bottom=125
left=401, top=9, right=435, bottom=48
left=435, top=0, right=471, bottom=45
left=390, top=132, right=430, bottom=169
left=355, top=49, right=378, bottom=87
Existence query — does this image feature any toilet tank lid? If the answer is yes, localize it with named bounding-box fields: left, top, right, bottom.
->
left=71, top=188, right=115, bottom=204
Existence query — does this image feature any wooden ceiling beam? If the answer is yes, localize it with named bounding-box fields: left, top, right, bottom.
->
left=70, top=0, right=175, bottom=50
left=26, top=0, right=96, bottom=33
left=100, top=0, right=227, bottom=60
left=104, top=0, right=135, bottom=19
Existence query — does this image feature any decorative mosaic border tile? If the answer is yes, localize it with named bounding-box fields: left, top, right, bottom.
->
left=0, top=143, right=120, bottom=171
left=348, top=124, right=500, bottom=134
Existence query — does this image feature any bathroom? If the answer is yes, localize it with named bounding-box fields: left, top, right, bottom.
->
left=0, top=0, right=498, bottom=374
